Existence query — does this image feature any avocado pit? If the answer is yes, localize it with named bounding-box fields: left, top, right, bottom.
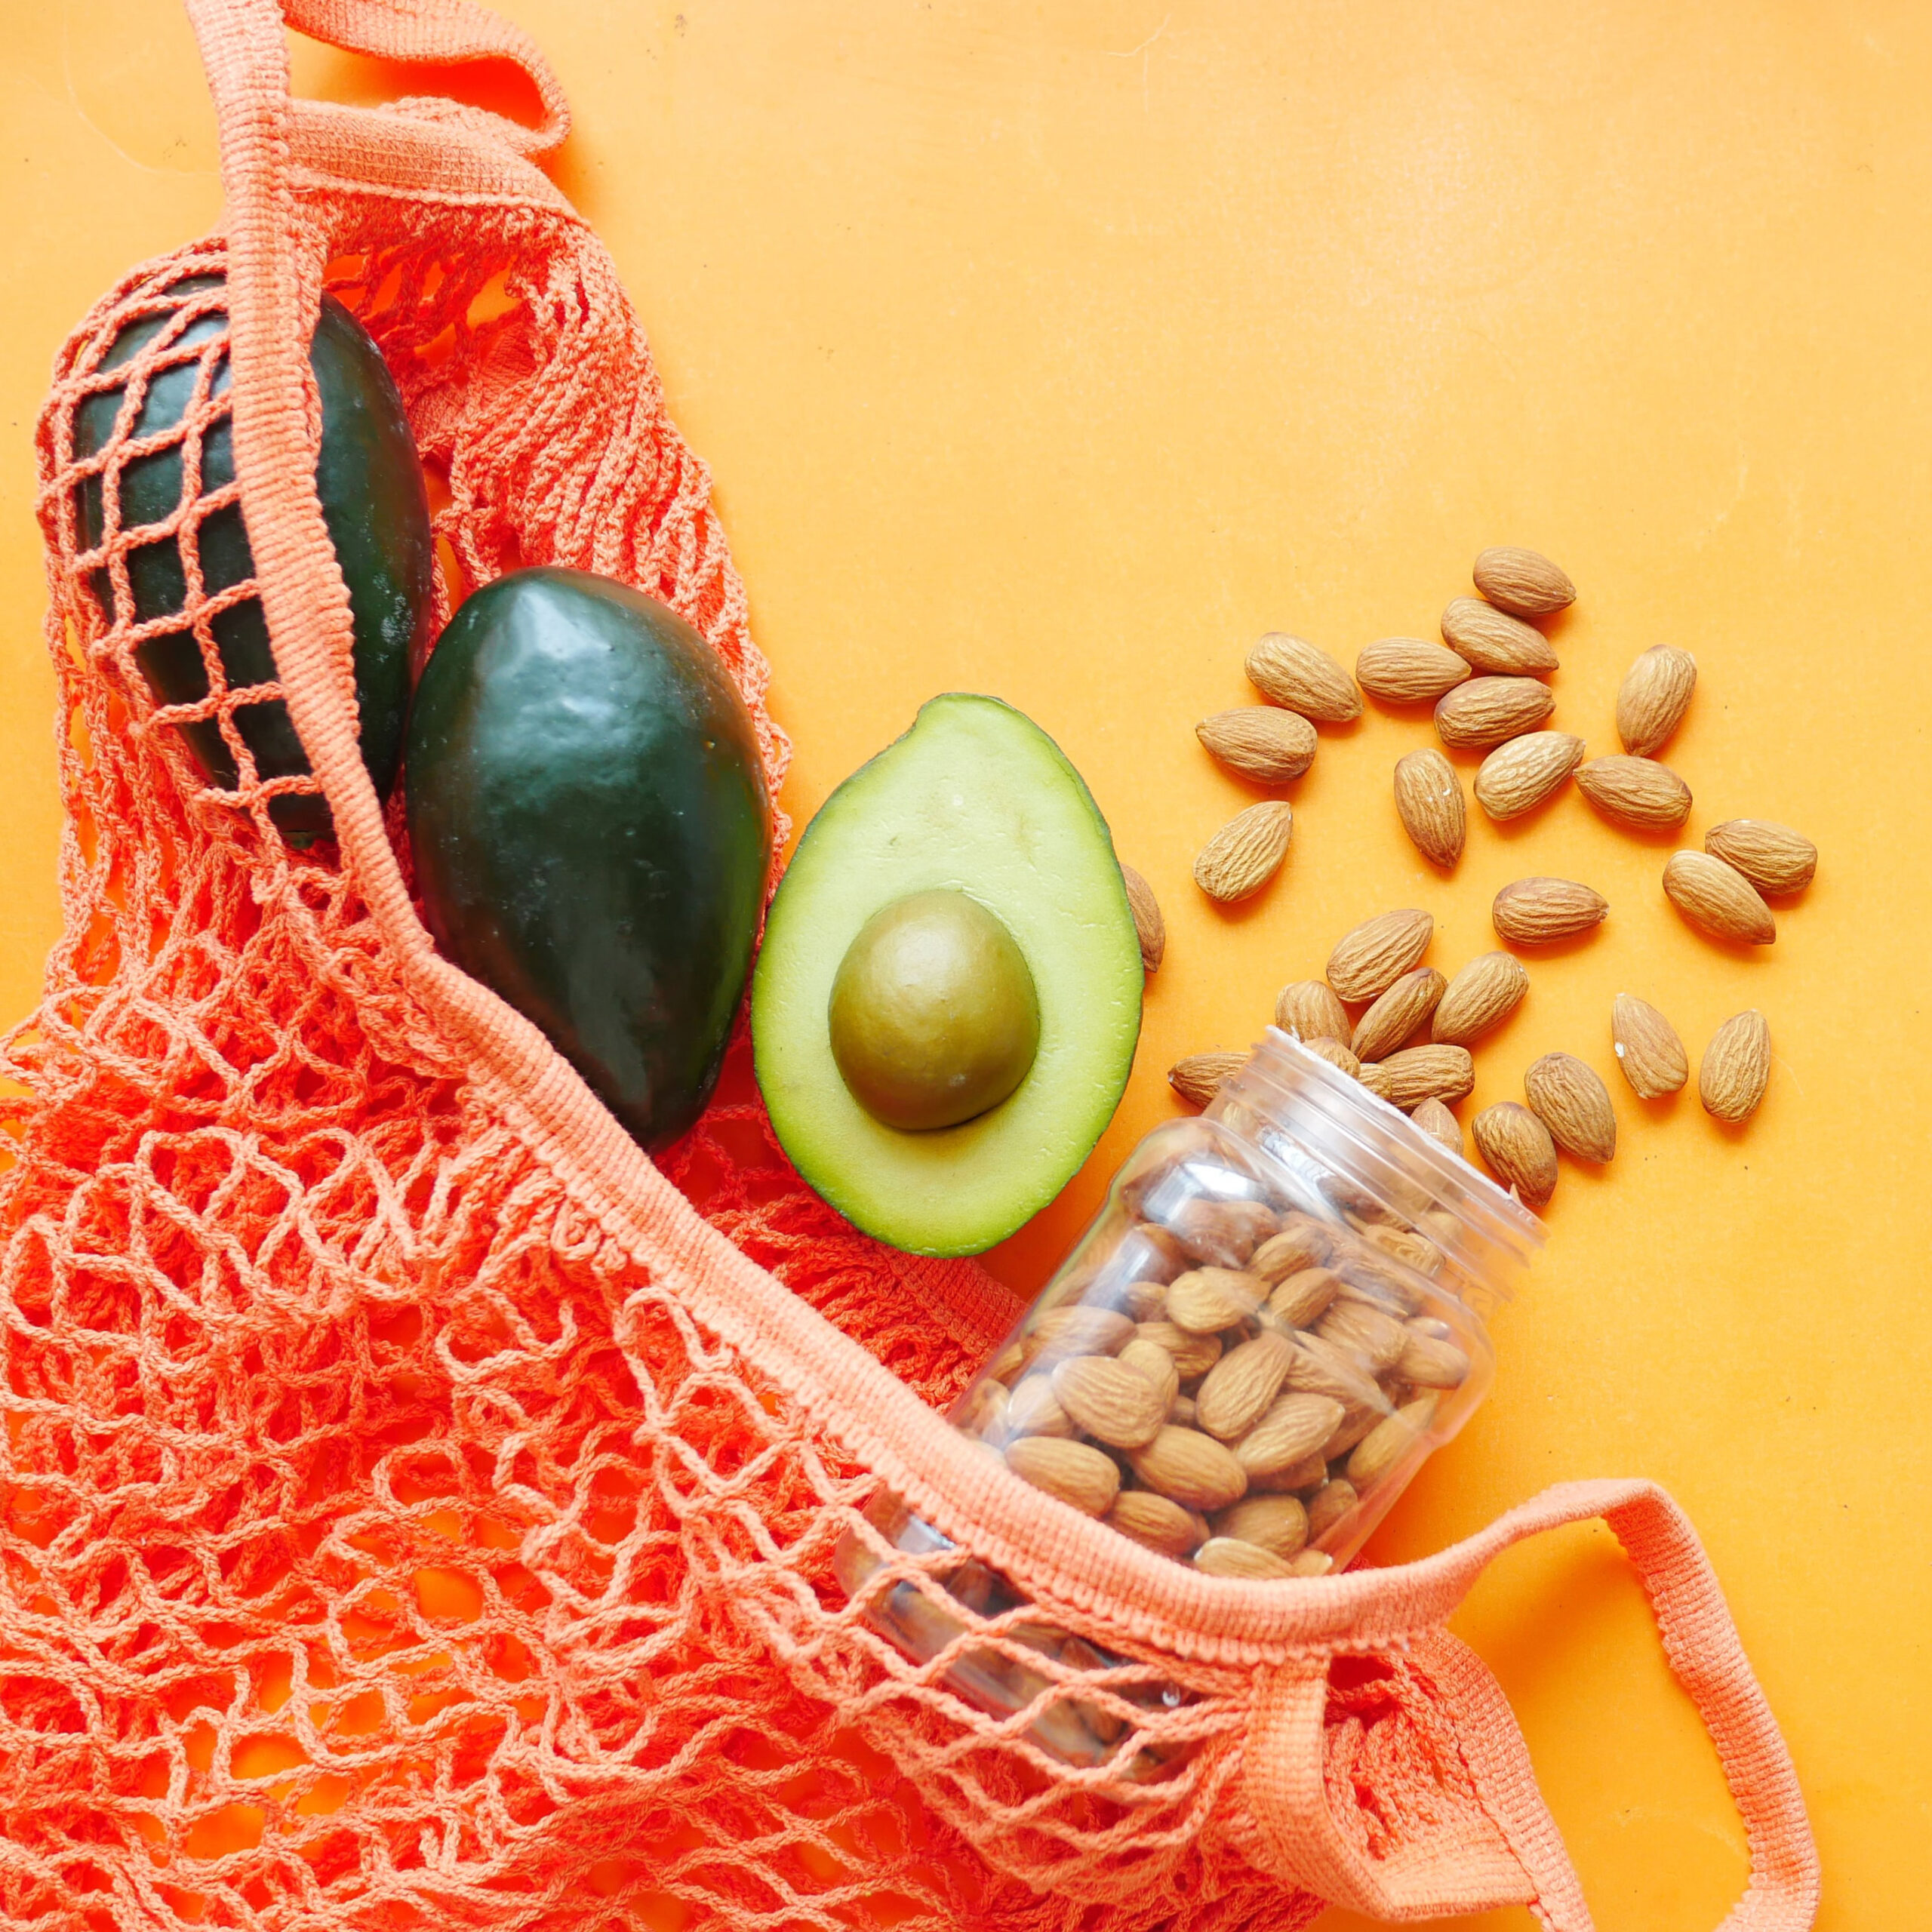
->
left=829, top=888, right=1041, bottom=1131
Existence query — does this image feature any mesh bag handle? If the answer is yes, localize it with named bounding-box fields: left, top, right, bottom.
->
left=1240, top=1480, right=1820, bottom=1928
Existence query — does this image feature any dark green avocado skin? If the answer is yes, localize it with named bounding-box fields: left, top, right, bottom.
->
left=73, top=275, right=433, bottom=841
left=405, top=567, right=773, bottom=1152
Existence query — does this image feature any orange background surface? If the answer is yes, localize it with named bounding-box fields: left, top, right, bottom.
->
left=5, top=3, right=1928, bottom=1927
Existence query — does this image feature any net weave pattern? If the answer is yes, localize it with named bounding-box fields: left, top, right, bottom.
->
left=5, top=171, right=1322, bottom=1932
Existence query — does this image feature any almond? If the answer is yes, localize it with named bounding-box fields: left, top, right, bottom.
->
left=1119, top=863, right=1165, bottom=972
left=1474, top=731, right=1586, bottom=820
left=1392, top=749, right=1466, bottom=867
left=1020, top=1305, right=1135, bottom=1371
left=1397, top=1327, right=1471, bottom=1389
left=1196, top=1332, right=1297, bottom=1439
left=1128, top=1426, right=1250, bottom=1512
left=1299, top=1035, right=1363, bottom=1079
left=1283, top=1331, right=1391, bottom=1410
left=1006, top=1374, right=1077, bottom=1438
left=1705, top=820, right=1817, bottom=895
left=1492, top=876, right=1609, bottom=944
left=1359, top=1044, right=1474, bottom=1109
left=1575, top=755, right=1692, bottom=830
left=1315, top=1299, right=1409, bottom=1375
left=1472, top=546, right=1576, bottom=617
left=1354, top=1223, right=1444, bottom=1281
left=1194, top=800, right=1294, bottom=903
left=1005, top=1435, right=1121, bottom=1516
left=1306, top=1478, right=1358, bottom=1541
left=1700, top=1011, right=1772, bottom=1124
left=1232, top=1392, right=1346, bottom=1479
left=1168, top=1051, right=1244, bottom=1109
left=1196, top=706, right=1318, bottom=785
left=1245, top=1448, right=1331, bottom=1496
left=1193, top=1535, right=1295, bottom=1579
left=1106, top=1489, right=1208, bottom=1558
left=1164, top=1267, right=1266, bottom=1334
left=1409, top=1096, right=1464, bottom=1158
left=1116, top=1336, right=1183, bottom=1408
left=1244, top=634, right=1363, bottom=722
left=1471, top=1102, right=1557, bottom=1208
left=1441, top=596, right=1560, bottom=674
left=1347, top=1394, right=1440, bottom=1491
left=1212, top=1493, right=1310, bottom=1557
left=1134, top=1319, right=1223, bottom=1383
left=1611, top=993, right=1688, bottom=1098
left=1051, top=1353, right=1171, bottom=1449
left=1249, top=1217, right=1331, bottom=1281
left=1268, top=1266, right=1343, bottom=1329
left=1433, top=675, right=1556, bottom=751
left=1274, top=979, right=1352, bottom=1042
left=1616, top=645, right=1697, bottom=756
left=1523, top=1051, right=1617, bottom=1163
left=1167, top=1196, right=1278, bottom=1267
left=1168, top=1394, right=1198, bottom=1428
left=1349, top=967, right=1447, bottom=1063
left=1356, top=636, right=1472, bottom=704
left=1327, top=908, right=1434, bottom=1001
left=1663, top=850, right=1775, bottom=946
left=1430, top=951, right=1528, bottom=1045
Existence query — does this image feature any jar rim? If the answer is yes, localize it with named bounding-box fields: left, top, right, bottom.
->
left=1211, top=1029, right=1546, bottom=1271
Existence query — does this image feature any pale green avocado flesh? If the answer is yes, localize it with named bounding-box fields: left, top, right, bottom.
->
left=752, top=694, right=1143, bottom=1257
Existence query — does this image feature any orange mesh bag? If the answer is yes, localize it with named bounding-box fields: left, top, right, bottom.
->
left=5, top=2, right=1822, bottom=1927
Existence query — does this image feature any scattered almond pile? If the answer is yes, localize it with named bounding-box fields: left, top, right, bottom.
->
left=1144, top=546, right=1817, bottom=1206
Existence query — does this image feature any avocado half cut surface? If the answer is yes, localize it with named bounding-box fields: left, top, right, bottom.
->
left=752, top=694, right=1143, bottom=1257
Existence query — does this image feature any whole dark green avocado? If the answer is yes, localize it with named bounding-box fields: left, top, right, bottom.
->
left=405, top=567, right=773, bottom=1152
left=72, top=274, right=434, bottom=841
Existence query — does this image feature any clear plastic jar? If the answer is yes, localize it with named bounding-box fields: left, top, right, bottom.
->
left=835, top=1030, right=1543, bottom=1767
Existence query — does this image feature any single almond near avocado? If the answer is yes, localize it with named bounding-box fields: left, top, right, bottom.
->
left=1434, top=675, right=1556, bottom=751
left=1616, top=645, right=1697, bottom=756
left=1275, top=978, right=1351, bottom=1043
left=1005, top=1435, right=1121, bottom=1517
left=1441, top=597, right=1561, bottom=674
left=1327, top=908, right=1434, bottom=1001
left=1195, top=707, right=1318, bottom=785
left=1705, top=819, right=1817, bottom=895
left=1431, top=951, right=1528, bottom=1045
left=1119, top=863, right=1164, bottom=973
left=1474, top=731, right=1586, bottom=820
left=1194, top=800, right=1294, bottom=903
left=1165, top=1266, right=1266, bottom=1334
left=1360, top=1044, right=1474, bottom=1109
left=1472, top=1102, right=1558, bottom=1208
left=1472, top=546, right=1576, bottom=617
left=1392, top=748, right=1466, bottom=866
left=1356, top=637, right=1472, bottom=704
left=1408, top=1096, right=1464, bottom=1158
left=1663, top=850, right=1775, bottom=945
left=1350, top=967, right=1447, bottom=1063
left=1611, top=994, right=1688, bottom=1098
left=1168, top=1050, right=1243, bottom=1109
left=1701, top=1010, right=1772, bottom=1123
left=1493, top=876, right=1608, bottom=944
left=1524, top=1052, right=1617, bottom=1162
left=1232, top=1392, right=1346, bottom=1479
left=1244, top=634, right=1363, bottom=722
left=1575, top=755, right=1693, bottom=830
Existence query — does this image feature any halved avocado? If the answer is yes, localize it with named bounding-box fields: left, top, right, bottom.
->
left=752, top=694, right=1143, bottom=1257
